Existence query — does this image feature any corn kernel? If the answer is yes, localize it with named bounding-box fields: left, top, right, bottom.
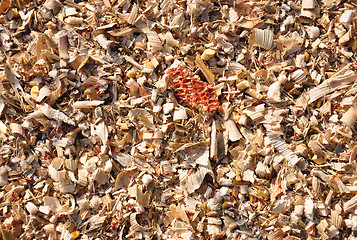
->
left=126, top=69, right=136, bottom=78
left=232, top=116, right=239, bottom=123
left=257, top=189, right=269, bottom=199
left=232, top=178, right=238, bottom=186
left=31, top=86, right=39, bottom=94
left=142, top=132, right=153, bottom=140
left=12, top=9, right=19, bottom=18
left=143, top=60, right=153, bottom=69
left=148, top=147, right=155, bottom=153
left=70, top=231, right=80, bottom=240
left=298, top=220, right=306, bottom=228
left=135, top=72, right=143, bottom=78
left=312, top=155, right=325, bottom=165
left=117, top=18, right=125, bottom=24
left=223, top=201, right=232, bottom=209
left=31, top=87, right=39, bottom=99
left=316, top=99, right=322, bottom=108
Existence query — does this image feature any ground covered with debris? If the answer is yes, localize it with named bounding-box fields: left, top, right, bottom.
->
left=0, top=0, right=357, bottom=239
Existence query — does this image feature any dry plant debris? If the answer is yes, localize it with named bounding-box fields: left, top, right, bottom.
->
left=0, top=0, right=357, bottom=239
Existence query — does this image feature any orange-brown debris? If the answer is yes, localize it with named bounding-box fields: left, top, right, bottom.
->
left=166, top=61, right=220, bottom=114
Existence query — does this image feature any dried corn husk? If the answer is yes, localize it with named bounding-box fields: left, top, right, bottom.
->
left=290, top=69, right=306, bottom=83
left=184, top=164, right=214, bottom=194
left=64, top=17, right=83, bottom=25
left=165, top=31, right=179, bottom=47
left=58, top=34, right=69, bottom=59
left=340, top=10, right=354, bottom=28
left=243, top=104, right=265, bottom=122
left=138, top=24, right=162, bottom=52
left=93, top=169, right=109, bottom=185
left=40, top=104, right=75, bottom=125
left=1, top=1, right=357, bottom=239
left=309, top=72, right=357, bottom=103
left=0, top=99, right=4, bottom=116
left=251, top=29, right=274, bottom=50
left=236, top=80, right=250, bottom=90
left=128, top=109, right=155, bottom=129
left=210, top=120, right=217, bottom=158
left=25, top=202, right=38, bottom=215
left=73, top=100, right=104, bottom=109
left=130, top=213, right=149, bottom=232
left=302, top=0, right=315, bottom=9
left=344, top=195, right=357, bottom=212
left=224, top=119, right=242, bottom=142
left=175, top=142, right=209, bottom=167
left=341, top=106, right=357, bottom=127
left=267, top=131, right=302, bottom=166
left=0, top=166, right=8, bottom=186
left=306, top=26, right=320, bottom=39
left=267, top=81, right=282, bottom=103
left=64, top=159, right=77, bottom=171
left=95, top=121, right=108, bottom=145
left=127, top=3, right=138, bottom=25
left=95, top=34, right=112, bottom=50
left=196, top=55, right=215, bottom=86
left=339, top=27, right=352, bottom=45
left=173, top=109, right=187, bottom=122
left=4, top=63, right=24, bottom=102
left=10, top=123, right=25, bottom=136
left=36, top=86, right=51, bottom=103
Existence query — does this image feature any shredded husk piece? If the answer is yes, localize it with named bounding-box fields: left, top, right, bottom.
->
left=1, top=0, right=357, bottom=239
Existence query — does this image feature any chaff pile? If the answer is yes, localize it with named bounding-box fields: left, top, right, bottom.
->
left=0, top=0, right=357, bottom=239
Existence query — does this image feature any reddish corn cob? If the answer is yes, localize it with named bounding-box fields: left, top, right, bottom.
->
left=165, top=60, right=220, bottom=114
